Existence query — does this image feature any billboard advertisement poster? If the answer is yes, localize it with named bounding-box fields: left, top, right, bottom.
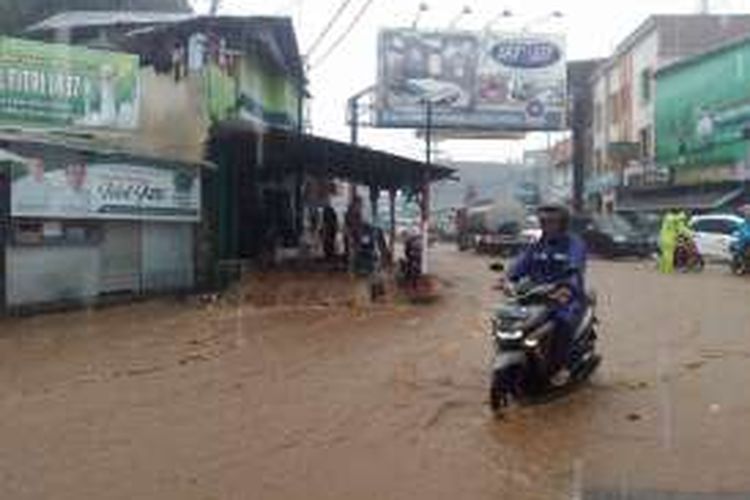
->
left=11, top=160, right=200, bottom=222
left=0, top=37, right=140, bottom=129
left=376, top=29, right=566, bottom=131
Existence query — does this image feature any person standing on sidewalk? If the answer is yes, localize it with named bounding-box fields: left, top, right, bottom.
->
left=321, top=203, right=339, bottom=261
left=344, top=196, right=363, bottom=271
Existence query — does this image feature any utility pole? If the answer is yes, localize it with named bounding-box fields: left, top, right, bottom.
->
left=346, top=85, right=375, bottom=201
left=412, top=3, right=429, bottom=29
left=568, top=60, right=601, bottom=214
left=420, top=99, right=434, bottom=275
left=448, top=6, right=472, bottom=29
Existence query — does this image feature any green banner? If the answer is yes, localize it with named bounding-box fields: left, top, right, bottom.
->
left=0, top=37, right=139, bottom=129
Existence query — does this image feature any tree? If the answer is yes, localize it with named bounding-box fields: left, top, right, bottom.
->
left=0, top=0, right=193, bottom=35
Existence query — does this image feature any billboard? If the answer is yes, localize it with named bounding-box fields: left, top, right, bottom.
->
left=0, top=37, right=140, bottom=130
left=376, top=29, right=566, bottom=131
left=11, top=160, right=200, bottom=222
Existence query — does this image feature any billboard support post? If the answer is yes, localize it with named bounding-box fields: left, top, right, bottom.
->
left=425, top=99, right=433, bottom=166
left=348, top=96, right=359, bottom=202
left=349, top=97, right=359, bottom=146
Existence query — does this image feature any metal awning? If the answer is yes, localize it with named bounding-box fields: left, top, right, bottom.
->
left=214, top=124, right=455, bottom=190
left=25, top=11, right=194, bottom=33
left=0, top=148, right=31, bottom=165
left=616, top=183, right=744, bottom=212
left=0, top=129, right=215, bottom=170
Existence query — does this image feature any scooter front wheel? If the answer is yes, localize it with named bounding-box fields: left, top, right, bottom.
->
left=693, top=256, right=705, bottom=272
left=489, top=369, right=513, bottom=416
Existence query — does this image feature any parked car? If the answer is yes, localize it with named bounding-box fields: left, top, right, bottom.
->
left=689, top=214, right=744, bottom=262
left=571, top=214, right=652, bottom=258
left=618, top=211, right=661, bottom=251
left=520, top=215, right=542, bottom=243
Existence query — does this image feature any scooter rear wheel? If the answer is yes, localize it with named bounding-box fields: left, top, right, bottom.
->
left=732, top=249, right=750, bottom=275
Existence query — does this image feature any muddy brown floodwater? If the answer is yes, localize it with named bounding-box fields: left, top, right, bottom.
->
left=1, top=245, right=750, bottom=499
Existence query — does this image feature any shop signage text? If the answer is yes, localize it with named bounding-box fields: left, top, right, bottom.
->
left=0, top=37, right=140, bottom=129
left=11, top=161, right=200, bottom=222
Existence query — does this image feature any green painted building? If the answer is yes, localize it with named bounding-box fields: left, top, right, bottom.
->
left=655, top=35, right=750, bottom=181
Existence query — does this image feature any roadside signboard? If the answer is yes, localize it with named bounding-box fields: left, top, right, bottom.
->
left=11, top=160, right=200, bottom=222
left=376, top=29, right=566, bottom=131
left=0, top=37, right=140, bottom=129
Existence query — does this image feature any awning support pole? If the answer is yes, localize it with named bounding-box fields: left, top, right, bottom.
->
left=389, top=188, right=397, bottom=261
left=369, top=185, right=379, bottom=224
left=421, top=100, right=434, bottom=275
left=420, top=181, right=430, bottom=275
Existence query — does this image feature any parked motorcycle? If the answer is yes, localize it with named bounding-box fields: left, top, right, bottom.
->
left=488, top=263, right=601, bottom=416
left=398, top=233, right=423, bottom=286
left=674, top=234, right=704, bottom=272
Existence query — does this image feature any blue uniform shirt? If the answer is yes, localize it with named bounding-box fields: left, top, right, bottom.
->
left=508, top=233, right=587, bottom=323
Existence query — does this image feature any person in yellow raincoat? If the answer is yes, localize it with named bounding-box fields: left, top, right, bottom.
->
left=659, top=211, right=678, bottom=273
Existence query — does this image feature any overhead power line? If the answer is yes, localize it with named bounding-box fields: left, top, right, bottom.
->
left=304, top=0, right=356, bottom=57
left=310, top=0, right=376, bottom=70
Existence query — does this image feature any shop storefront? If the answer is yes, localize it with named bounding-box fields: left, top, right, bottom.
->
left=2, top=144, right=202, bottom=309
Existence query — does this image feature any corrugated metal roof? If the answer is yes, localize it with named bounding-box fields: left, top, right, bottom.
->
left=25, top=13, right=306, bottom=89
left=0, top=148, right=31, bottom=165
left=212, top=123, right=454, bottom=189
left=26, top=11, right=195, bottom=33
left=123, top=16, right=305, bottom=86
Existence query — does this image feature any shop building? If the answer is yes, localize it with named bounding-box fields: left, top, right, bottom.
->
left=1, top=140, right=203, bottom=308
left=0, top=30, right=212, bottom=311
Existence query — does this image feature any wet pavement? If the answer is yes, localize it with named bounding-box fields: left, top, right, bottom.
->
left=1, top=245, right=750, bottom=499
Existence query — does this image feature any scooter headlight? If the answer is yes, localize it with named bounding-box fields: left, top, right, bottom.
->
left=524, top=337, right=540, bottom=348
left=496, top=329, right=524, bottom=341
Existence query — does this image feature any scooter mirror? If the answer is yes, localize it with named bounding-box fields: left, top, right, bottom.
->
left=489, top=262, right=505, bottom=273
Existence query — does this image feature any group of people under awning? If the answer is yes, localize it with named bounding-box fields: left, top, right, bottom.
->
left=303, top=194, right=390, bottom=277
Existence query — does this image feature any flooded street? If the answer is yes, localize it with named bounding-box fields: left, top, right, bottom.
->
left=1, top=245, right=750, bottom=499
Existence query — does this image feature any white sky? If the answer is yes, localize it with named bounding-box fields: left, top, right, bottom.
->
left=190, top=0, right=750, bottom=163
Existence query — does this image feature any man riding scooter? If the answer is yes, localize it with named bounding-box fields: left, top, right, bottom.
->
left=505, top=204, right=587, bottom=387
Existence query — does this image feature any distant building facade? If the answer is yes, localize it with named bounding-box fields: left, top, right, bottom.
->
left=591, top=15, right=750, bottom=185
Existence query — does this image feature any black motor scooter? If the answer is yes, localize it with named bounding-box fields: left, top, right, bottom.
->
left=488, top=263, right=601, bottom=416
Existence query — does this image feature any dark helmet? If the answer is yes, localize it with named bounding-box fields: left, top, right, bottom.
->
left=537, top=203, right=570, bottom=231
